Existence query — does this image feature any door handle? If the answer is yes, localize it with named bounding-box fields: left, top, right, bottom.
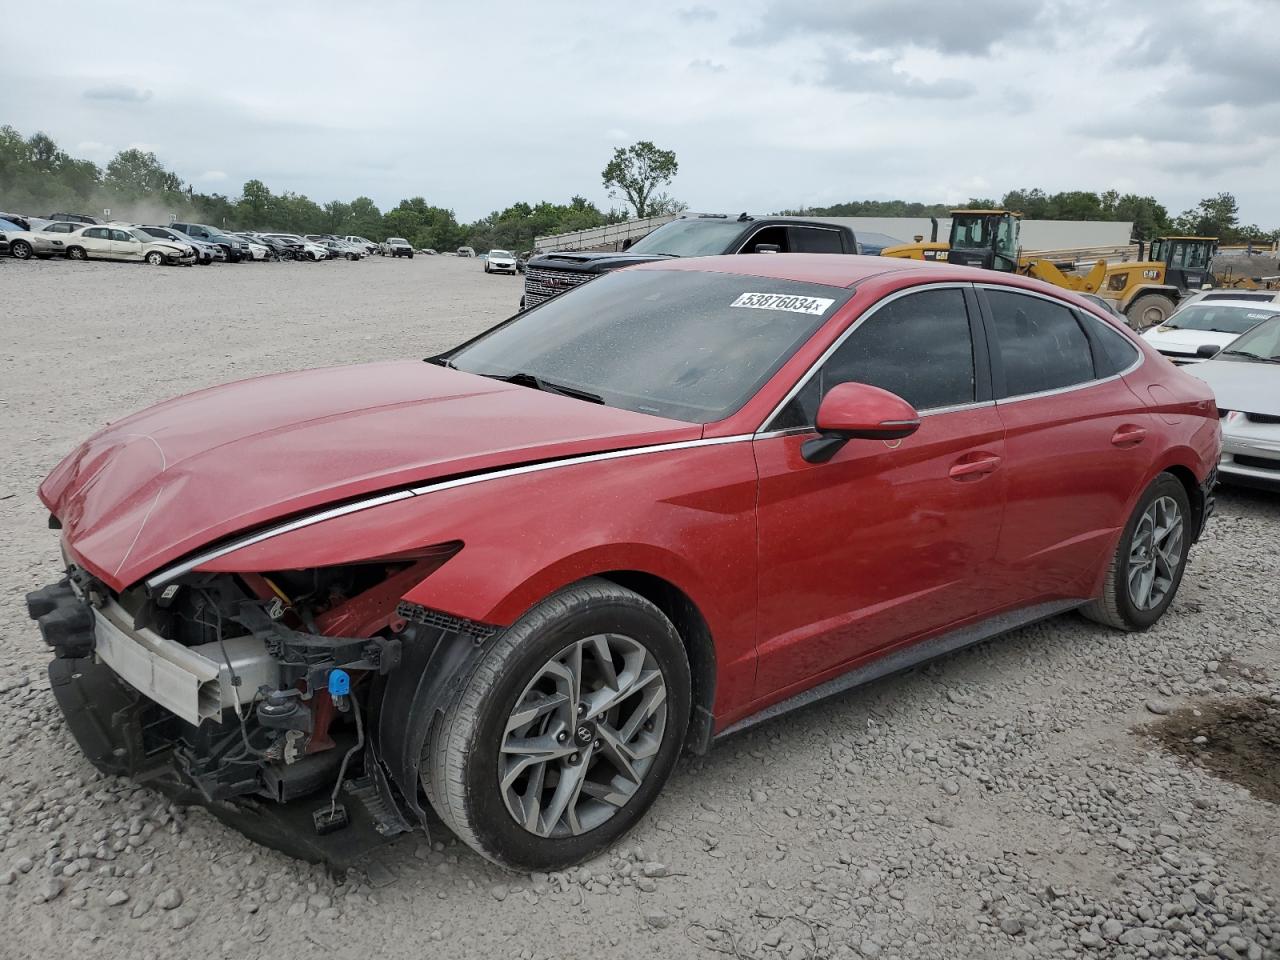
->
left=949, top=453, right=1002, bottom=480
left=1111, top=425, right=1148, bottom=447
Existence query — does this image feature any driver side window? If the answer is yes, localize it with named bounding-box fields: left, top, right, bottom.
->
left=770, top=288, right=977, bottom=430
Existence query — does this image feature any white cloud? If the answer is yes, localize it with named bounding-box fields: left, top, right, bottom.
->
left=0, top=0, right=1275, bottom=227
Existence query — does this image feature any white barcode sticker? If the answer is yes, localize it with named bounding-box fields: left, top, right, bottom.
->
left=730, top=292, right=835, bottom=315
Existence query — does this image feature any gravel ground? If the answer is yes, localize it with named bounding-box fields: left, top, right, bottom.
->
left=1, top=254, right=1278, bottom=960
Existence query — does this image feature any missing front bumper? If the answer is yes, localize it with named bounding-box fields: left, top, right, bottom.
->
left=45, top=652, right=405, bottom=867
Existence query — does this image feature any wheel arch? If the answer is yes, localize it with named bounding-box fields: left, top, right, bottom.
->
left=1120, top=284, right=1179, bottom=311
left=594, top=570, right=717, bottom=754
left=1160, top=462, right=1208, bottom=542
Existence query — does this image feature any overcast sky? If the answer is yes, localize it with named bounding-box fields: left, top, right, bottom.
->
left=4, top=0, right=1278, bottom=225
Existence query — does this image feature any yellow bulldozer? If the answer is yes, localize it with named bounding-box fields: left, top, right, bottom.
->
left=881, top=210, right=1217, bottom=328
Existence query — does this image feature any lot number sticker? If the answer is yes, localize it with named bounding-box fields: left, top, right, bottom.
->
left=731, top=292, right=834, bottom=315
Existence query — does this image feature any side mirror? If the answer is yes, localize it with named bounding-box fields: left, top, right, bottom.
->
left=1195, top=343, right=1220, bottom=359
left=802, top=382, right=921, bottom=464
left=753, top=243, right=782, bottom=254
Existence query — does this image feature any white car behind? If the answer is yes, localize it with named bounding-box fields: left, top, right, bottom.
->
left=1141, top=299, right=1280, bottom=364
left=484, top=249, right=518, bottom=274
left=1187, top=314, right=1280, bottom=490
left=0, top=217, right=65, bottom=259
left=64, top=225, right=196, bottom=265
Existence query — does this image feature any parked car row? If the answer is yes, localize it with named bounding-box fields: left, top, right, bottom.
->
left=0, top=210, right=382, bottom=266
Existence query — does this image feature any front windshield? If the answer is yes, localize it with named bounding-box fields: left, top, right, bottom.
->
left=490, top=250, right=512, bottom=258
left=1169, top=241, right=1212, bottom=270
left=130, top=228, right=158, bottom=243
left=1166, top=304, right=1275, bottom=335
left=0, top=218, right=22, bottom=232
left=446, top=269, right=852, bottom=423
left=1220, top=316, right=1280, bottom=361
left=626, top=218, right=748, bottom=257
left=950, top=215, right=993, bottom=247
left=389, top=237, right=408, bottom=244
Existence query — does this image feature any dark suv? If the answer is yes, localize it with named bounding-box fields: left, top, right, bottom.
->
left=47, top=212, right=103, bottom=226
left=170, top=222, right=250, bottom=263
left=521, top=213, right=858, bottom=309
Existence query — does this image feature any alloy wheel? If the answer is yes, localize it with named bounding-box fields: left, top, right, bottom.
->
left=1127, top=495, right=1184, bottom=611
left=499, top=634, right=667, bottom=838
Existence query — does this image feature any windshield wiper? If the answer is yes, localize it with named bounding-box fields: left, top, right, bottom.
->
left=1219, top=349, right=1280, bottom=363
left=425, top=355, right=456, bottom=369
left=487, top=371, right=605, bottom=404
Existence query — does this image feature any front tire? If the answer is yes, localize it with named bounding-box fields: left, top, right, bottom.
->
left=67, top=246, right=87, bottom=261
left=1082, top=473, right=1190, bottom=631
left=146, top=251, right=164, bottom=265
left=1126, top=293, right=1174, bottom=330
left=424, top=579, right=691, bottom=872
left=11, top=240, right=32, bottom=260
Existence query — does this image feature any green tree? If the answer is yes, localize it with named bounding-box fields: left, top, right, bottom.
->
left=602, top=141, right=679, bottom=219
left=105, top=148, right=182, bottom=194
left=1175, top=193, right=1239, bottom=239
left=237, top=179, right=275, bottom=227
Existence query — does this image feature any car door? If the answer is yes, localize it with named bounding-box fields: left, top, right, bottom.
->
left=79, top=227, right=113, bottom=258
left=978, top=285, right=1155, bottom=600
left=752, top=285, right=1006, bottom=697
left=110, top=229, right=143, bottom=260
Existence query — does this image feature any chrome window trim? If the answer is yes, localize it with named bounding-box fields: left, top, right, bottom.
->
left=756, top=282, right=975, bottom=434
left=974, top=283, right=1146, bottom=405
left=144, top=434, right=757, bottom=589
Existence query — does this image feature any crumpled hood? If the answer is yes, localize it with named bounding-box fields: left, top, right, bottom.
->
left=40, top=360, right=698, bottom=590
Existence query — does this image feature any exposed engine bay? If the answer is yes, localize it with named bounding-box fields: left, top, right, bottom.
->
left=28, top=547, right=492, bottom=865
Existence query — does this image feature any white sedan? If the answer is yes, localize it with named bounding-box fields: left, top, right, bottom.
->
left=64, top=226, right=197, bottom=265
left=1141, top=299, right=1280, bottom=364
left=0, top=217, right=65, bottom=259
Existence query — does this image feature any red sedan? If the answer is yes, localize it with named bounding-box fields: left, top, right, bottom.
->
left=28, top=255, right=1220, bottom=870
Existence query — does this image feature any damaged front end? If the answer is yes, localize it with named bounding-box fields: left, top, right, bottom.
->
left=28, top=545, right=491, bottom=866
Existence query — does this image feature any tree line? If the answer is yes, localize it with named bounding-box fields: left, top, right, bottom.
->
left=0, top=125, right=632, bottom=252
left=783, top=188, right=1276, bottom=244
left=3, top=125, right=1273, bottom=251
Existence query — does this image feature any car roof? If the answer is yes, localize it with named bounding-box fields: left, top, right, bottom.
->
left=628, top=252, right=1038, bottom=289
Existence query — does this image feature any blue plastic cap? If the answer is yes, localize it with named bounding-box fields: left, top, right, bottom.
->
left=328, top=669, right=351, bottom=696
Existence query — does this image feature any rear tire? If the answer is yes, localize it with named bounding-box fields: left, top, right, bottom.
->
left=1126, top=293, right=1174, bottom=330
left=1081, top=473, right=1191, bottom=631
left=423, top=579, right=691, bottom=872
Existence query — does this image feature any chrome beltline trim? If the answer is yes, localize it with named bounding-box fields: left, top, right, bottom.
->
left=143, top=434, right=756, bottom=589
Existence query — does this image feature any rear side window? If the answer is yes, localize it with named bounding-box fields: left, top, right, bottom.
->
left=1080, top=313, right=1140, bottom=377
left=84, top=227, right=109, bottom=239
left=789, top=227, right=844, bottom=253
left=771, top=288, right=975, bottom=428
left=986, top=290, right=1094, bottom=397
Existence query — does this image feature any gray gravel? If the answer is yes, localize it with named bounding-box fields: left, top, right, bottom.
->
left=1, top=255, right=1278, bottom=959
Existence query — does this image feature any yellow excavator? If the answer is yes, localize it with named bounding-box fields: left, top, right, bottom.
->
left=881, top=210, right=1218, bottom=328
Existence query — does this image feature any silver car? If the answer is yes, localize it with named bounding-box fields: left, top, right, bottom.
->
left=1189, top=313, right=1280, bottom=490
